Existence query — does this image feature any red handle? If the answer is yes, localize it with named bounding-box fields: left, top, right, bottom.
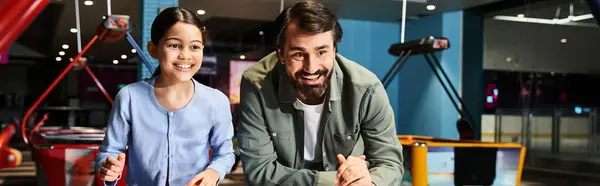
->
left=21, top=33, right=103, bottom=145
left=0, top=124, right=16, bottom=150
left=0, top=0, right=50, bottom=52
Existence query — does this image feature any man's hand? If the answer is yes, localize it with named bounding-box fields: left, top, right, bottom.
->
left=99, top=153, right=126, bottom=182
left=335, top=154, right=374, bottom=186
left=185, top=168, right=220, bottom=186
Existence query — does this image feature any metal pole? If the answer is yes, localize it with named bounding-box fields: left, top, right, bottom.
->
left=588, top=108, right=596, bottom=155
left=280, top=0, right=284, bottom=12
left=75, top=0, right=82, bottom=52
left=424, top=54, right=465, bottom=120
left=107, top=0, right=112, bottom=15
left=495, top=109, right=501, bottom=142
left=401, top=0, right=407, bottom=43
left=551, top=108, right=561, bottom=153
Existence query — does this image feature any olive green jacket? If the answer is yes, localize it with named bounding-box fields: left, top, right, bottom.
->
left=237, top=52, right=404, bottom=186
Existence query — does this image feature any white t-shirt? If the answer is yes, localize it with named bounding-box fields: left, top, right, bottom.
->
left=296, top=99, right=324, bottom=162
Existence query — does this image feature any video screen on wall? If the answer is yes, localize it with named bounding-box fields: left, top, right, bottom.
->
left=229, top=60, right=257, bottom=104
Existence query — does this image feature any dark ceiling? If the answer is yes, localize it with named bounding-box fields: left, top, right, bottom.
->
left=12, top=0, right=506, bottom=66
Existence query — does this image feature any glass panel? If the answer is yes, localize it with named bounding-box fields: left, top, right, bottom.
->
left=559, top=109, right=590, bottom=153
left=530, top=113, right=552, bottom=151
left=498, top=109, right=524, bottom=144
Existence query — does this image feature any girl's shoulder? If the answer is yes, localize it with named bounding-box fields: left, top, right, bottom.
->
left=115, top=78, right=154, bottom=97
left=192, top=79, right=230, bottom=105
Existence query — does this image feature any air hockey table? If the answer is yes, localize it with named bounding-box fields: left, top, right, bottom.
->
left=1, top=1, right=138, bottom=186
left=12, top=9, right=133, bottom=186
left=398, top=135, right=526, bottom=186
left=29, top=126, right=127, bottom=186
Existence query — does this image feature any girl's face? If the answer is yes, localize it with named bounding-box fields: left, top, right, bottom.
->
left=149, top=22, right=204, bottom=83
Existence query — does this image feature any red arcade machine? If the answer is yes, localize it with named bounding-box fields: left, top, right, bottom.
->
left=0, top=1, right=134, bottom=185
left=0, top=0, right=46, bottom=174
left=20, top=14, right=132, bottom=186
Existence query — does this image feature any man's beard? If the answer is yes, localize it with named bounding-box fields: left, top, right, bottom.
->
left=292, top=69, right=330, bottom=104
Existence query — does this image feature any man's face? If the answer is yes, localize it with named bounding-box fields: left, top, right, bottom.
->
left=278, top=22, right=335, bottom=104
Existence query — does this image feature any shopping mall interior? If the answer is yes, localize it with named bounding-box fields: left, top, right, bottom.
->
left=0, top=0, right=600, bottom=185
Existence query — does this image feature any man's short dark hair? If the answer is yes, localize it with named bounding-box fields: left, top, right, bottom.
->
left=274, top=1, right=343, bottom=50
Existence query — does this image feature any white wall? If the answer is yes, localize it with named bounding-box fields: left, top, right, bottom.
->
left=484, top=19, right=600, bottom=74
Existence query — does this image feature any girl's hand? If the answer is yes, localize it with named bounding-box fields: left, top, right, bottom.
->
left=185, top=168, right=220, bottom=186
left=99, top=153, right=126, bottom=182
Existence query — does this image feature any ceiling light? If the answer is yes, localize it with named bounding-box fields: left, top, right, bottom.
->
left=494, top=14, right=595, bottom=26
left=121, top=55, right=127, bottom=59
left=197, top=10, right=206, bottom=15
left=84, top=0, right=93, bottom=6
left=426, top=5, right=435, bottom=11
left=70, top=28, right=77, bottom=33
left=259, top=31, right=264, bottom=35
left=102, top=16, right=106, bottom=19
left=561, top=38, right=567, bottom=43
left=131, top=49, right=136, bottom=53
left=62, top=44, right=69, bottom=49
left=59, top=51, right=65, bottom=56
left=69, top=58, right=73, bottom=61
left=517, top=14, right=525, bottom=18
left=113, top=60, right=119, bottom=64
left=55, top=57, right=62, bottom=61
left=240, top=55, right=246, bottom=60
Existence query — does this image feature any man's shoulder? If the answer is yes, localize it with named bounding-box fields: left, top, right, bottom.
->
left=335, top=54, right=382, bottom=88
left=241, top=52, right=279, bottom=88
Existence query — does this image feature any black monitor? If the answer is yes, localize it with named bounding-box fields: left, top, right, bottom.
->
left=587, top=0, right=600, bottom=25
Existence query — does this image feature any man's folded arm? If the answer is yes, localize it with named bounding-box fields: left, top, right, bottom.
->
left=360, top=83, right=405, bottom=186
left=237, top=77, right=336, bottom=186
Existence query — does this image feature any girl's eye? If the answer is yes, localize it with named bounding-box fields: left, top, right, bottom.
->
left=192, top=45, right=203, bottom=50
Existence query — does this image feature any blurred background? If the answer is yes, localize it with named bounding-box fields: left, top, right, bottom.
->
left=1, top=0, right=599, bottom=185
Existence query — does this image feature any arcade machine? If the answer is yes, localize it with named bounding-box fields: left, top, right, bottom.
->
left=19, top=13, right=135, bottom=186
left=0, top=0, right=48, bottom=174
left=382, top=37, right=527, bottom=186
left=0, top=0, right=144, bottom=185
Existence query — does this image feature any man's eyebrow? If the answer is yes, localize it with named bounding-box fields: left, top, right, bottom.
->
left=289, top=46, right=306, bottom=51
left=315, top=45, right=329, bottom=50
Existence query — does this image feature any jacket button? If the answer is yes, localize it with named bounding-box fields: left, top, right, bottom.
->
left=347, top=136, right=352, bottom=139
left=272, top=133, right=277, bottom=137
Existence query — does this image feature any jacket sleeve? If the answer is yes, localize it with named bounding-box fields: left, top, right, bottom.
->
left=237, top=77, right=337, bottom=186
left=360, top=82, right=405, bottom=185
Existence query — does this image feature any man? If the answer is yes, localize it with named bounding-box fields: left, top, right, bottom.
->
left=237, top=1, right=404, bottom=186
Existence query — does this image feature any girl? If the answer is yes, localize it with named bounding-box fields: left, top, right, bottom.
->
left=96, top=7, right=235, bottom=186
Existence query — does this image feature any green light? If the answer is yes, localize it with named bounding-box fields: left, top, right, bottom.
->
left=118, top=84, right=126, bottom=89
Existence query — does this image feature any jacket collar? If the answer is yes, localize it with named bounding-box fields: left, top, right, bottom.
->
left=277, top=53, right=343, bottom=105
